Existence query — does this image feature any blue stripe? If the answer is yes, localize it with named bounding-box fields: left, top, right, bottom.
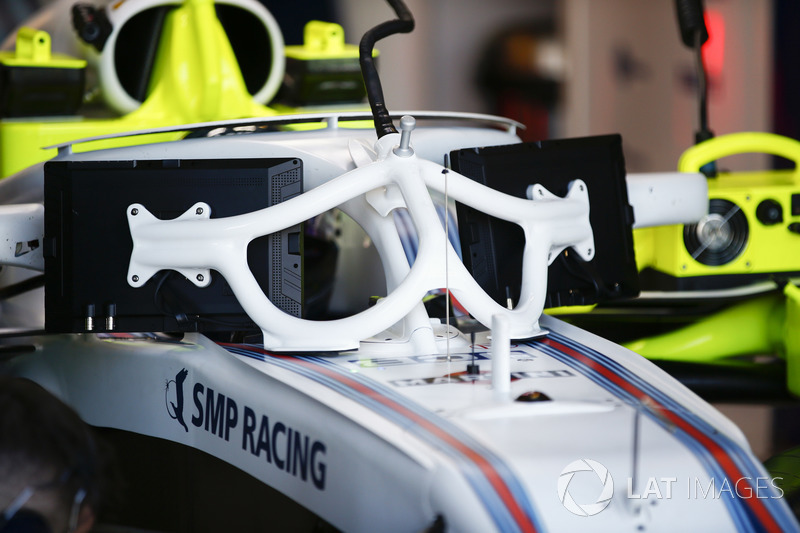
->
left=534, top=332, right=796, bottom=532
left=529, top=339, right=755, bottom=531
left=229, top=346, right=531, bottom=532
left=549, top=332, right=786, bottom=496
left=535, top=337, right=762, bottom=531
left=224, top=345, right=544, bottom=533
left=301, top=355, right=542, bottom=526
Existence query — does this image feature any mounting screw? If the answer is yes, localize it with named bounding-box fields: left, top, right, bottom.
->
left=131, top=208, right=139, bottom=216
left=196, top=207, right=204, bottom=215
left=132, top=275, right=139, bottom=282
left=196, top=274, right=204, bottom=282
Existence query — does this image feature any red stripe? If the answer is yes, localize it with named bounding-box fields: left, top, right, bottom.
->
left=539, top=337, right=781, bottom=532
left=229, top=345, right=537, bottom=533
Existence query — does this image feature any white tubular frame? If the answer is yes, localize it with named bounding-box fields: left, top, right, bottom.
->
left=127, top=129, right=594, bottom=351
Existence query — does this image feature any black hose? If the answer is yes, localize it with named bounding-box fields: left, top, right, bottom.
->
left=675, top=0, right=708, bottom=48
left=694, top=31, right=711, bottom=140
left=675, top=0, right=715, bottom=175
left=692, top=27, right=716, bottom=177
left=359, top=0, right=415, bottom=138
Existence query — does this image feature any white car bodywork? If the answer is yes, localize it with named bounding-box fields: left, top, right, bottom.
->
left=0, top=112, right=785, bottom=533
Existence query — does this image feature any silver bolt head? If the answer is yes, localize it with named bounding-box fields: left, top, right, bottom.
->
left=399, top=115, right=416, bottom=131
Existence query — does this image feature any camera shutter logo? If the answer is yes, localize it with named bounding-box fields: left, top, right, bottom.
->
left=558, top=459, right=614, bottom=516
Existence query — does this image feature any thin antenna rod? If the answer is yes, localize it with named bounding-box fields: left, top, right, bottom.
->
left=444, top=164, right=450, bottom=360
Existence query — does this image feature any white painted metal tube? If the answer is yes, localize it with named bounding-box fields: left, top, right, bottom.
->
left=626, top=172, right=708, bottom=228
left=491, top=314, right=511, bottom=398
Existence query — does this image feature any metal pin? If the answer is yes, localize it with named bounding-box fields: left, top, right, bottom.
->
left=393, top=115, right=416, bottom=157
left=105, top=303, right=116, bottom=331
left=85, top=304, right=95, bottom=331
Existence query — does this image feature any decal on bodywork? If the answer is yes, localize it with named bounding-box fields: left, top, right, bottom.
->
left=223, top=344, right=544, bottom=533
left=348, top=349, right=534, bottom=368
left=164, top=367, right=327, bottom=490
left=390, top=369, right=575, bottom=388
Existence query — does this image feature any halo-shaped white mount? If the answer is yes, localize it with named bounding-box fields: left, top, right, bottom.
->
left=126, top=118, right=594, bottom=352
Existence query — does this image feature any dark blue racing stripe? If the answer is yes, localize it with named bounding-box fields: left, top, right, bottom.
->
left=532, top=332, right=795, bottom=533
left=223, top=343, right=544, bottom=533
